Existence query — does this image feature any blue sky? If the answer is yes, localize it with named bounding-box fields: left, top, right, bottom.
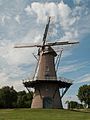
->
left=0, top=0, right=90, bottom=108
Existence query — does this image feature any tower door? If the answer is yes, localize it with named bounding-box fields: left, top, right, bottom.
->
left=43, top=97, right=53, bottom=108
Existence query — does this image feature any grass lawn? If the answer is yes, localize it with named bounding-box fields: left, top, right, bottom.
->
left=0, top=109, right=90, bottom=120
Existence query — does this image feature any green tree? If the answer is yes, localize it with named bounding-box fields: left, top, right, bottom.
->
left=0, top=86, right=17, bottom=108
left=17, top=91, right=33, bottom=108
left=0, top=86, right=33, bottom=108
left=77, top=85, right=90, bottom=108
left=66, top=101, right=78, bottom=109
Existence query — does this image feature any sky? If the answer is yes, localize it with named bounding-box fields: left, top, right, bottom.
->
left=0, top=0, right=90, bottom=108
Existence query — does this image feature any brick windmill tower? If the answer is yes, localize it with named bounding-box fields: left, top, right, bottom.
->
left=15, top=17, right=79, bottom=108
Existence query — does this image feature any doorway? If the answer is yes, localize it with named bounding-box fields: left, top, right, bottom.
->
left=43, top=97, right=53, bottom=108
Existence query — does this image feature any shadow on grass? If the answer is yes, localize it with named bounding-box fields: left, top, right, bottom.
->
left=69, top=109, right=90, bottom=113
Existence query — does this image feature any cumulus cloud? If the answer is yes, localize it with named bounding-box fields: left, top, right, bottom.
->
left=25, top=1, right=73, bottom=25
left=0, top=71, right=25, bottom=91
left=25, top=5, right=32, bottom=14
left=24, top=1, right=82, bottom=41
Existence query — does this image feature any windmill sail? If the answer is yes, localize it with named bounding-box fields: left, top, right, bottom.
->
left=46, top=41, right=79, bottom=46
left=42, top=17, right=51, bottom=46
left=14, top=41, right=79, bottom=48
left=14, top=44, right=42, bottom=48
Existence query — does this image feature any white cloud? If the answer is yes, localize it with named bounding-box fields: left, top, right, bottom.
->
left=58, top=1, right=72, bottom=28
left=74, top=0, right=81, bottom=5
left=60, top=62, right=88, bottom=74
left=1, top=16, right=5, bottom=24
left=75, top=73, right=90, bottom=83
left=5, top=47, right=34, bottom=65
left=0, top=65, right=28, bottom=91
left=25, top=1, right=86, bottom=42
left=15, top=15, right=20, bottom=24
left=0, top=72, right=8, bottom=85
left=25, top=5, right=32, bottom=14
left=0, top=72, right=25, bottom=91
left=0, top=15, right=11, bottom=25
left=0, top=39, right=36, bottom=66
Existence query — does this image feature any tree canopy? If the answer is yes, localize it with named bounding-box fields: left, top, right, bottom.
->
left=0, top=86, right=33, bottom=108
left=0, top=86, right=17, bottom=108
left=65, top=101, right=83, bottom=109
left=77, top=85, right=90, bottom=108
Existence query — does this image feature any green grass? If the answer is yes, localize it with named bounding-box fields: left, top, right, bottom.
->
left=0, top=109, right=90, bottom=120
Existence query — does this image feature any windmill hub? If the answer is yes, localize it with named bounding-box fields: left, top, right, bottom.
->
left=41, top=46, right=57, bottom=56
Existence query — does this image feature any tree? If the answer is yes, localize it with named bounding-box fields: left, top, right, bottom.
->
left=65, top=100, right=83, bottom=109
left=0, top=86, right=33, bottom=108
left=66, top=101, right=78, bottom=109
left=77, top=85, right=90, bottom=108
left=17, top=91, right=33, bottom=108
left=0, top=86, right=17, bottom=108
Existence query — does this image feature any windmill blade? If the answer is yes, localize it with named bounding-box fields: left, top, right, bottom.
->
left=42, top=17, right=51, bottom=46
left=46, top=41, right=79, bottom=46
left=14, top=41, right=79, bottom=48
left=14, top=44, right=42, bottom=48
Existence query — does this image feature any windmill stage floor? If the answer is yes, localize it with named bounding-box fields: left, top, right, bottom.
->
left=0, top=108, right=90, bottom=120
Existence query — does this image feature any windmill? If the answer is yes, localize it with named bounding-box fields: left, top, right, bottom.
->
left=14, top=17, right=79, bottom=108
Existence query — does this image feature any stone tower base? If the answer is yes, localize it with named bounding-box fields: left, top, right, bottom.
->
left=31, top=83, right=63, bottom=109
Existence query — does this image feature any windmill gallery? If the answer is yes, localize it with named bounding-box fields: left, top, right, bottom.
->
left=14, top=17, right=79, bottom=109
